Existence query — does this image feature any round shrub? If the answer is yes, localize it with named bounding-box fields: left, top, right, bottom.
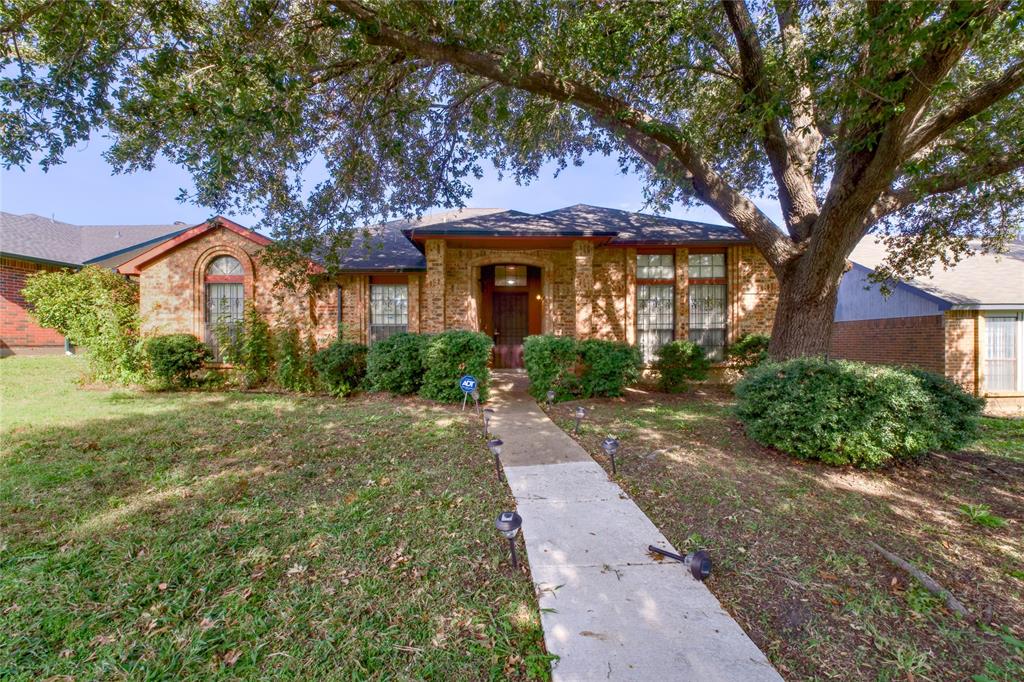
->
left=144, top=334, right=208, bottom=388
left=419, top=330, right=493, bottom=403
left=726, top=333, right=770, bottom=373
left=366, top=332, right=428, bottom=395
left=654, top=340, right=710, bottom=392
left=735, top=357, right=955, bottom=468
left=523, top=335, right=580, bottom=401
left=313, top=340, right=368, bottom=397
left=578, top=339, right=642, bottom=398
left=908, top=368, right=984, bottom=450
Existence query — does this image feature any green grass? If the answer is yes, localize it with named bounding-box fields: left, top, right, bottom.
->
left=0, top=356, right=550, bottom=680
left=976, top=417, right=1024, bottom=462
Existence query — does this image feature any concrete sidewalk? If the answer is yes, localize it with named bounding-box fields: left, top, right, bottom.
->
left=488, top=371, right=782, bottom=681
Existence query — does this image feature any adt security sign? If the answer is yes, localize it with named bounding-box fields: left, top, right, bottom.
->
left=459, top=375, right=478, bottom=393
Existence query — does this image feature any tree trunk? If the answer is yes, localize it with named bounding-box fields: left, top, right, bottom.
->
left=767, top=264, right=842, bottom=360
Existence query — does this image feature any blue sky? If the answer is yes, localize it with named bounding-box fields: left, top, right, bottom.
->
left=1, top=136, right=784, bottom=229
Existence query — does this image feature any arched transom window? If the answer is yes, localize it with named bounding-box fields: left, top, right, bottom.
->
left=204, top=255, right=245, bottom=359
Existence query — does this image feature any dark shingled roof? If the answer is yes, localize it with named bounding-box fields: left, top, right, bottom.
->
left=542, top=204, right=747, bottom=244
left=0, top=212, right=187, bottom=267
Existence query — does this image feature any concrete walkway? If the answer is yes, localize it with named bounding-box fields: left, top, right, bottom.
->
left=488, top=371, right=782, bottom=681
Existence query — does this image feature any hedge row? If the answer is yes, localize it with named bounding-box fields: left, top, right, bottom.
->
left=523, top=335, right=641, bottom=401
left=367, top=330, right=493, bottom=403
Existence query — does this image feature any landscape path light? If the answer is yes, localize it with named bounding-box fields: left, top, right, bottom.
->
left=574, top=406, right=586, bottom=434
left=495, top=511, right=523, bottom=569
left=487, top=438, right=504, bottom=482
left=482, top=408, right=495, bottom=439
left=546, top=390, right=555, bottom=408
left=601, top=436, right=620, bottom=475
left=648, top=545, right=712, bottom=581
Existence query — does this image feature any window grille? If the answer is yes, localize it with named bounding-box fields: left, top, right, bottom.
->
left=637, top=253, right=674, bottom=280
left=370, top=284, right=409, bottom=342
left=688, top=253, right=727, bottom=361
left=637, top=283, right=675, bottom=363
left=205, top=282, right=244, bottom=360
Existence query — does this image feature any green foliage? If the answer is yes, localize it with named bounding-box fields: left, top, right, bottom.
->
left=273, top=325, right=319, bottom=392
left=726, top=334, right=770, bottom=373
left=419, top=330, right=493, bottom=403
left=217, top=303, right=274, bottom=387
left=143, top=334, right=207, bottom=389
left=654, top=340, right=711, bottom=392
left=366, top=333, right=428, bottom=395
left=313, top=340, right=368, bottom=397
left=958, top=503, right=1007, bottom=529
left=908, top=368, right=985, bottom=450
left=523, top=335, right=581, bottom=402
left=734, top=358, right=977, bottom=468
left=577, top=339, right=641, bottom=398
left=21, top=265, right=144, bottom=384
left=524, top=335, right=640, bottom=400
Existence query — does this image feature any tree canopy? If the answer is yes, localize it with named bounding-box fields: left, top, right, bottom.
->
left=3, top=0, right=1022, bottom=356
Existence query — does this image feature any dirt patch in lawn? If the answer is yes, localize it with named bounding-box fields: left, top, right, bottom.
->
left=549, top=386, right=1024, bottom=681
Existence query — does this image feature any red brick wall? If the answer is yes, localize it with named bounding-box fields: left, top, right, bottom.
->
left=829, top=315, right=945, bottom=373
left=1, top=256, right=67, bottom=354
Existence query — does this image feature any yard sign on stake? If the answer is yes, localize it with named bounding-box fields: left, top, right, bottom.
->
left=460, top=375, right=478, bottom=412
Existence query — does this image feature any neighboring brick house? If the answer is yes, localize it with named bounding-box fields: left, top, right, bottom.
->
left=832, top=238, right=1024, bottom=413
left=117, top=204, right=778, bottom=368
left=0, top=212, right=187, bottom=356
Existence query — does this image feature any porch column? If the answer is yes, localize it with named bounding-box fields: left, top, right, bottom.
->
left=675, top=247, right=689, bottom=341
left=573, top=240, right=594, bottom=339
left=423, top=239, right=446, bottom=333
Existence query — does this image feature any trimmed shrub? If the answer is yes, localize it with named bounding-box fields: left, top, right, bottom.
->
left=735, top=357, right=968, bottom=468
left=654, top=340, right=710, bottom=392
left=314, top=340, right=368, bottom=397
left=908, top=368, right=984, bottom=449
left=523, top=335, right=580, bottom=401
left=274, top=326, right=319, bottom=392
left=144, top=334, right=208, bottom=388
left=726, top=333, right=770, bottom=373
left=577, top=339, right=642, bottom=398
left=419, top=330, right=493, bottom=403
left=366, top=332, right=428, bottom=395
left=21, top=265, right=145, bottom=384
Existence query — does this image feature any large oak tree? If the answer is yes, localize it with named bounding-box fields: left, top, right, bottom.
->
left=3, top=0, right=1022, bottom=357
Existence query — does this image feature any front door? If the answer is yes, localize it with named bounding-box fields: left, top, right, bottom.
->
left=493, top=292, right=528, bottom=368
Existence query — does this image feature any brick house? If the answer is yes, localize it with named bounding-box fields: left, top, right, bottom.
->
left=1, top=212, right=187, bottom=356
left=831, top=238, right=1024, bottom=413
left=116, top=204, right=778, bottom=368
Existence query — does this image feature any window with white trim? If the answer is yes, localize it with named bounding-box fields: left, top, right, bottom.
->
left=688, top=253, right=727, bottom=361
left=370, top=284, right=408, bottom=342
left=636, top=254, right=674, bottom=363
left=985, top=312, right=1023, bottom=392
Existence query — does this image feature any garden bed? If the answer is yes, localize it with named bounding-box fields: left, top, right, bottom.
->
left=1, top=356, right=550, bottom=679
left=550, top=385, right=1023, bottom=681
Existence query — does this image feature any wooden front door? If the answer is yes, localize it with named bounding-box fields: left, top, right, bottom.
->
left=493, top=292, right=529, bottom=368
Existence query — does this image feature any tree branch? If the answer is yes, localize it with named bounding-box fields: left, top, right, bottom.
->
left=902, top=59, right=1024, bottom=158
left=328, top=0, right=795, bottom=267
left=723, top=0, right=819, bottom=240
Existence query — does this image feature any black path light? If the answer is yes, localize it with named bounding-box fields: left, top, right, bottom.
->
left=487, top=438, right=504, bottom=482
left=574, top=406, right=586, bottom=434
left=601, top=436, right=620, bottom=475
left=496, top=511, right=523, bottom=569
left=648, top=545, right=713, bottom=582
left=482, top=408, right=495, bottom=439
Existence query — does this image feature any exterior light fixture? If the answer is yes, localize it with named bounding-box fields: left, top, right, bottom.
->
left=487, top=438, right=504, bottom=482
left=601, top=436, right=620, bottom=475
left=471, top=388, right=481, bottom=413
left=495, top=511, right=523, bottom=569
left=546, top=390, right=555, bottom=408
left=482, top=408, right=495, bottom=439
left=648, top=545, right=712, bottom=581
left=574, top=406, right=586, bottom=434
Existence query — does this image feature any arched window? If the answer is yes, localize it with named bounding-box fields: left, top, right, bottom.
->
left=205, top=255, right=245, bottom=359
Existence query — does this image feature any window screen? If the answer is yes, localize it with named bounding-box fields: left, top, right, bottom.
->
left=689, top=283, right=727, bottom=361
left=370, top=284, right=409, bottom=342
left=494, top=265, right=527, bottom=287
left=637, top=284, right=674, bottom=363
left=986, top=315, right=1019, bottom=391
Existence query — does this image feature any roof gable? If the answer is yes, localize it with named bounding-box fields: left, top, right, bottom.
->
left=117, top=216, right=272, bottom=275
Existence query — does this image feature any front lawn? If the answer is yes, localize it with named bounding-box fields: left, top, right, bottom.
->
left=0, top=356, right=550, bottom=680
left=554, top=386, right=1023, bottom=681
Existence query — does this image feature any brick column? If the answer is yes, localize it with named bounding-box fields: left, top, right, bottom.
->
left=675, top=247, right=689, bottom=341
left=727, top=245, right=742, bottom=344
left=407, top=273, right=421, bottom=333
left=423, top=239, right=446, bottom=333
left=624, top=248, right=637, bottom=345
left=573, top=240, right=594, bottom=339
